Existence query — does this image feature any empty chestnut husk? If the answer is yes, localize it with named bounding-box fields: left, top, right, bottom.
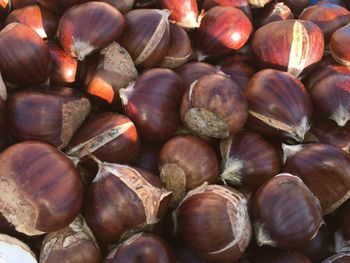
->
left=330, top=23, right=350, bottom=67
left=0, top=234, right=37, bottom=262
left=202, top=0, right=252, bottom=20
left=160, top=0, right=199, bottom=28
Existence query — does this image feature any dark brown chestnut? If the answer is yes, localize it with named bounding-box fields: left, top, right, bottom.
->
left=254, top=2, right=293, bottom=28
left=336, top=199, right=350, bottom=241
left=0, top=234, right=37, bottom=262
left=195, top=6, right=252, bottom=59
left=180, top=72, right=248, bottom=138
left=37, top=0, right=87, bottom=13
left=283, top=143, right=350, bottom=214
left=0, top=141, right=83, bottom=235
left=252, top=20, right=324, bottom=77
left=159, top=134, right=219, bottom=206
left=40, top=215, right=101, bottom=263
left=12, top=0, right=38, bottom=9
left=220, top=130, right=281, bottom=190
left=67, top=112, right=140, bottom=164
left=102, top=0, right=135, bottom=13
left=245, top=69, right=313, bottom=142
left=83, top=161, right=171, bottom=243
left=323, top=253, right=350, bottom=263
left=175, top=184, right=252, bottom=263
left=250, top=173, right=323, bottom=249
left=119, top=68, right=184, bottom=142
left=120, top=9, right=170, bottom=68
left=104, top=232, right=175, bottom=263
left=247, top=246, right=312, bottom=263
left=279, top=0, right=310, bottom=14
left=330, top=23, right=350, bottom=67
left=0, top=23, right=50, bottom=85
left=202, top=0, right=252, bottom=20
left=132, top=141, right=162, bottom=174
left=58, top=2, right=125, bottom=61
left=134, top=0, right=157, bottom=8
left=7, top=86, right=91, bottom=149
left=160, top=0, right=199, bottom=28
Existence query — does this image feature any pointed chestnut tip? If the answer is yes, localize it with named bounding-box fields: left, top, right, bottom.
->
left=282, top=143, right=304, bottom=163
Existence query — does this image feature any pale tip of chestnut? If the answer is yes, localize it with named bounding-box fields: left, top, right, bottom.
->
left=0, top=72, right=7, bottom=102
left=282, top=143, right=305, bottom=163
left=0, top=234, right=37, bottom=263
left=330, top=105, right=349, bottom=127
left=220, top=158, right=244, bottom=186
left=71, top=40, right=95, bottom=61
left=334, top=230, right=350, bottom=253
left=119, top=81, right=135, bottom=106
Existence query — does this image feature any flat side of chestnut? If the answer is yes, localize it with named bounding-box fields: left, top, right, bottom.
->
left=330, top=23, right=350, bottom=67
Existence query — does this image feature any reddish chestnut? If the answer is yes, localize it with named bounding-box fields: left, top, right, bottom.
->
left=254, top=2, right=293, bottom=28
left=120, top=68, right=184, bottom=142
left=176, top=184, right=252, bottom=263
left=250, top=173, right=323, bottom=249
left=180, top=72, right=248, bottom=138
left=252, top=20, right=324, bottom=77
left=0, top=234, right=37, bottom=262
left=160, top=0, right=199, bottom=28
left=58, top=2, right=125, bottom=61
left=330, top=23, right=350, bottom=67
left=202, top=0, right=252, bottom=19
left=323, top=253, right=350, bottom=263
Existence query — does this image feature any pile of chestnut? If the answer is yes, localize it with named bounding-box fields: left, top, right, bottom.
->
left=0, top=0, right=349, bottom=262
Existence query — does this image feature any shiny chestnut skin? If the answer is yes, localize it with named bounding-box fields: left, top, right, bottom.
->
left=160, top=0, right=199, bottom=28
left=254, top=2, right=293, bottom=28
left=0, top=23, right=50, bottom=85
left=252, top=20, right=324, bottom=77
left=336, top=199, right=350, bottom=241
left=120, top=68, right=184, bottom=142
left=132, top=141, right=162, bottom=174
left=159, top=134, right=219, bottom=206
left=40, top=216, right=101, bottom=263
left=5, top=4, right=58, bottom=39
left=195, top=6, right=252, bottom=59
left=67, top=112, right=140, bottom=164
left=283, top=143, right=350, bottom=214
left=104, top=232, right=175, bottom=263
left=102, top=0, right=135, bottom=13
left=83, top=162, right=171, bottom=243
left=330, top=23, right=350, bottom=67
left=58, top=2, right=125, bottom=61
left=0, top=141, right=83, bottom=236
left=323, top=253, right=350, bottom=263
left=220, top=130, right=281, bottom=190
left=247, top=246, right=311, bottom=263
left=180, top=72, right=248, bottom=138
left=202, top=0, right=252, bottom=20
left=245, top=69, right=313, bottom=142
left=7, top=86, right=91, bottom=149
left=120, top=9, right=170, bottom=68
left=250, top=173, right=323, bottom=249
left=172, top=238, right=210, bottom=263
left=176, top=184, right=252, bottom=263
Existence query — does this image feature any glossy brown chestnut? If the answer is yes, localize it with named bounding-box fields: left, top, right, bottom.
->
left=159, top=134, right=219, bottom=206
left=330, top=23, right=350, bottom=67
left=176, top=61, right=217, bottom=88
left=172, top=238, right=210, bottom=263
left=85, top=42, right=138, bottom=104
left=283, top=143, right=350, bottom=214
left=120, top=9, right=170, bottom=68
left=0, top=23, right=50, bottom=85
left=38, top=0, right=87, bottom=13
left=245, top=69, right=313, bottom=142
left=250, top=173, right=323, bottom=249
left=58, top=1, right=125, bottom=61
left=195, top=6, right=252, bottom=59
left=83, top=161, right=171, bottom=243
left=40, top=215, right=101, bottom=263
left=0, top=234, right=37, bottom=262
left=158, top=24, right=192, bottom=69
left=7, top=86, right=91, bottom=149
left=202, top=0, right=252, bottom=19
left=220, top=130, right=281, bottom=190
left=119, top=68, right=184, bottom=142
left=252, top=20, right=324, bottom=77
left=160, top=0, right=199, bottom=28
left=5, top=4, right=58, bottom=39
left=0, top=141, right=83, bottom=235
left=104, top=232, right=175, bottom=263
left=254, top=2, right=293, bottom=28
left=323, top=253, right=350, bottom=263
left=132, top=141, right=162, bottom=174
left=336, top=199, right=350, bottom=241
left=247, top=246, right=311, bottom=263
left=67, top=112, right=140, bottom=164
left=180, top=72, right=248, bottom=138
left=176, top=184, right=252, bottom=263
left=102, top=0, right=135, bottom=13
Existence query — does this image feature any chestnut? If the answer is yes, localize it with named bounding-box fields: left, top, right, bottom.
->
left=0, top=141, right=83, bottom=235
left=247, top=246, right=312, bottom=263
left=12, top=0, right=38, bottom=9
left=120, top=9, right=170, bottom=68
left=102, top=0, right=135, bottom=13
left=104, top=232, right=175, bottom=263
left=336, top=199, right=350, bottom=241
left=172, top=238, right=210, bottom=263
left=195, top=6, right=252, bottom=59
left=67, top=112, right=140, bottom=164
left=58, top=2, right=125, bottom=61
left=254, top=2, right=293, bottom=28
left=132, top=141, right=162, bottom=174
left=40, top=215, right=101, bottom=263
left=250, top=173, right=323, bottom=249
left=180, top=72, right=248, bottom=138
left=160, top=0, right=199, bottom=28
left=283, top=143, right=350, bottom=214
left=5, top=4, right=58, bottom=39
left=220, top=130, right=281, bottom=190
left=159, top=134, right=219, bottom=206
left=7, top=86, right=91, bottom=149
left=119, top=68, right=184, bottom=142
left=280, top=0, right=310, bottom=14
left=85, top=42, right=138, bottom=105
left=0, top=23, right=50, bottom=85
left=0, top=234, right=37, bottom=262
left=175, top=184, right=252, bottom=263
left=83, top=160, right=171, bottom=243
left=252, top=20, right=324, bottom=77
left=134, top=0, right=157, bottom=7
left=245, top=69, right=313, bottom=142
left=323, top=253, right=350, bottom=263
left=330, top=23, right=350, bottom=67
left=202, top=0, right=252, bottom=20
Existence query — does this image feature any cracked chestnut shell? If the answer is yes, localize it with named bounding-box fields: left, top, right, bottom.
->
left=176, top=184, right=252, bottom=263
left=180, top=72, right=248, bottom=138
left=330, top=23, right=350, bottom=68
left=283, top=143, right=350, bottom=214
left=245, top=69, right=313, bottom=142
left=252, top=20, right=324, bottom=77
left=250, top=173, right=323, bottom=249
left=203, top=0, right=252, bottom=20
left=58, top=1, right=125, bottom=61
left=0, top=141, right=83, bottom=236
left=159, top=134, right=219, bottom=206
